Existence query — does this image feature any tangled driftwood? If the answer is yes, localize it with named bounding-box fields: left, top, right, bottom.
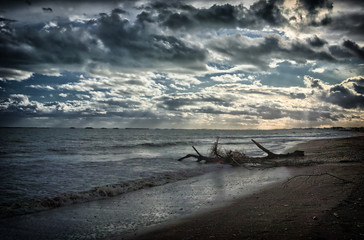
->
left=178, top=138, right=304, bottom=167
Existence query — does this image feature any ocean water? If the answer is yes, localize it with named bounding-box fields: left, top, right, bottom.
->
left=0, top=127, right=356, bottom=217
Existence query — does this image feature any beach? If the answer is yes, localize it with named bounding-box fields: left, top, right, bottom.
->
left=132, top=136, right=364, bottom=240
left=0, top=135, right=363, bottom=240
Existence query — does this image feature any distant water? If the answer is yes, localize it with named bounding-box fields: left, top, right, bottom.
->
left=0, top=128, right=356, bottom=217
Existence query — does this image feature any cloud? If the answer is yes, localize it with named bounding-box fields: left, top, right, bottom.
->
left=0, top=24, right=93, bottom=77
left=290, top=92, right=306, bottom=99
left=0, top=94, right=39, bottom=115
left=208, top=34, right=336, bottom=70
left=136, top=0, right=289, bottom=33
left=305, top=75, right=364, bottom=109
left=323, top=76, right=364, bottom=109
left=0, top=0, right=363, bottom=128
left=328, top=12, right=364, bottom=39
left=210, top=73, right=250, bottom=83
left=306, top=35, right=327, bottom=47
left=297, top=0, right=333, bottom=15
left=0, top=7, right=208, bottom=80
left=0, top=68, right=33, bottom=81
left=29, top=85, right=55, bottom=90
left=328, top=45, right=354, bottom=59
left=304, top=75, right=325, bottom=89
left=0, top=17, right=17, bottom=23
left=42, top=7, right=53, bottom=12
left=342, top=40, right=364, bottom=60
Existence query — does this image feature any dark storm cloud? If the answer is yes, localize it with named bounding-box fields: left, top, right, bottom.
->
left=328, top=45, right=354, bottom=59
left=325, top=87, right=364, bottom=109
left=0, top=24, right=91, bottom=72
left=42, top=7, right=53, bottom=12
left=249, top=0, right=286, bottom=26
left=298, top=0, right=333, bottom=15
left=306, top=76, right=364, bottom=109
left=328, top=12, right=364, bottom=38
left=342, top=40, right=364, bottom=60
left=209, top=34, right=336, bottom=70
left=1, top=0, right=361, bottom=79
left=334, top=0, right=364, bottom=7
left=0, top=17, right=17, bottom=23
left=94, top=11, right=207, bottom=68
left=139, top=0, right=288, bottom=31
left=0, top=7, right=208, bottom=79
left=0, top=0, right=127, bottom=9
left=322, top=77, right=364, bottom=109
left=307, top=35, right=328, bottom=48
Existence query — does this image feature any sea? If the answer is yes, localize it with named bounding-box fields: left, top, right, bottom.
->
left=0, top=127, right=357, bottom=219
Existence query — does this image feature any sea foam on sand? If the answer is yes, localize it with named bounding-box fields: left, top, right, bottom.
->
left=0, top=166, right=291, bottom=240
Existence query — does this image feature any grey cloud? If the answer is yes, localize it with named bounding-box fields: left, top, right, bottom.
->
left=0, top=24, right=91, bottom=72
left=254, top=105, right=284, bottom=119
left=0, top=7, right=208, bottom=80
left=354, top=84, right=364, bottom=94
left=0, top=93, right=155, bottom=120
left=290, top=93, right=306, bottom=99
left=139, top=0, right=288, bottom=31
left=249, top=0, right=286, bottom=26
left=108, top=110, right=157, bottom=118
left=342, top=40, right=364, bottom=60
left=307, top=35, right=327, bottom=48
left=298, top=0, right=333, bottom=15
left=209, top=34, right=336, bottom=70
left=0, top=17, right=17, bottom=23
left=304, top=76, right=324, bottom=89
left=157, top=93, right=233, bottom=111
left=92, top=10, right=208, bottom=69
left=156, top=90, right=340, bottom=122
left=324, top=85, right=364, bottom=109
left=334, top=0, right=364, bottom=7
left=285, top=109, right=342, bottom=121
left=328, top=12, right=364, bottom=38
left=329, top=45, right=354, bottom=59
left=306, top=76, right=364, bottom=109
left=179, top=101, right=343, bottom=122
left=99, top=99, right=141, bottom=108
left=42, top=7, right=53, bottom=12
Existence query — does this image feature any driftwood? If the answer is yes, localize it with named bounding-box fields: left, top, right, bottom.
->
left=251, top=139, right=304, bottom=159
left=177, top=146, right=224, bottom=163
left=178, top=138, right=304, bottom=167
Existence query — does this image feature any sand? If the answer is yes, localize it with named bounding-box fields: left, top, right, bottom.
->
left=131, top=136, right=364, bottom=240
left=1, top=136, right=363, bottom=240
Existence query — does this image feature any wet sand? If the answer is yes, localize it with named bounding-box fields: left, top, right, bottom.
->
left=1, top=136, right=363, bottom=240
left=131, top=136, right=364, bottom=240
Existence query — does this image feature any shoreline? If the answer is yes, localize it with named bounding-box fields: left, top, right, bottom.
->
left=131, top=136, right=364, bottom=240
left=0, top=136, right=363, bottom=240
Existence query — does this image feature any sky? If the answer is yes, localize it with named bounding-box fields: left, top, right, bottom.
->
left=0, top=0, right=363, bottom=129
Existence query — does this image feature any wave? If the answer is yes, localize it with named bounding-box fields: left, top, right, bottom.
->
left=45, top=141, right=198, bottom=154
left=0, top=165, right=225, bottom=219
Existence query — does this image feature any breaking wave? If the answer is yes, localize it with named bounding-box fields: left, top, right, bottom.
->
left=0, top=165, right=226, bottom=219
